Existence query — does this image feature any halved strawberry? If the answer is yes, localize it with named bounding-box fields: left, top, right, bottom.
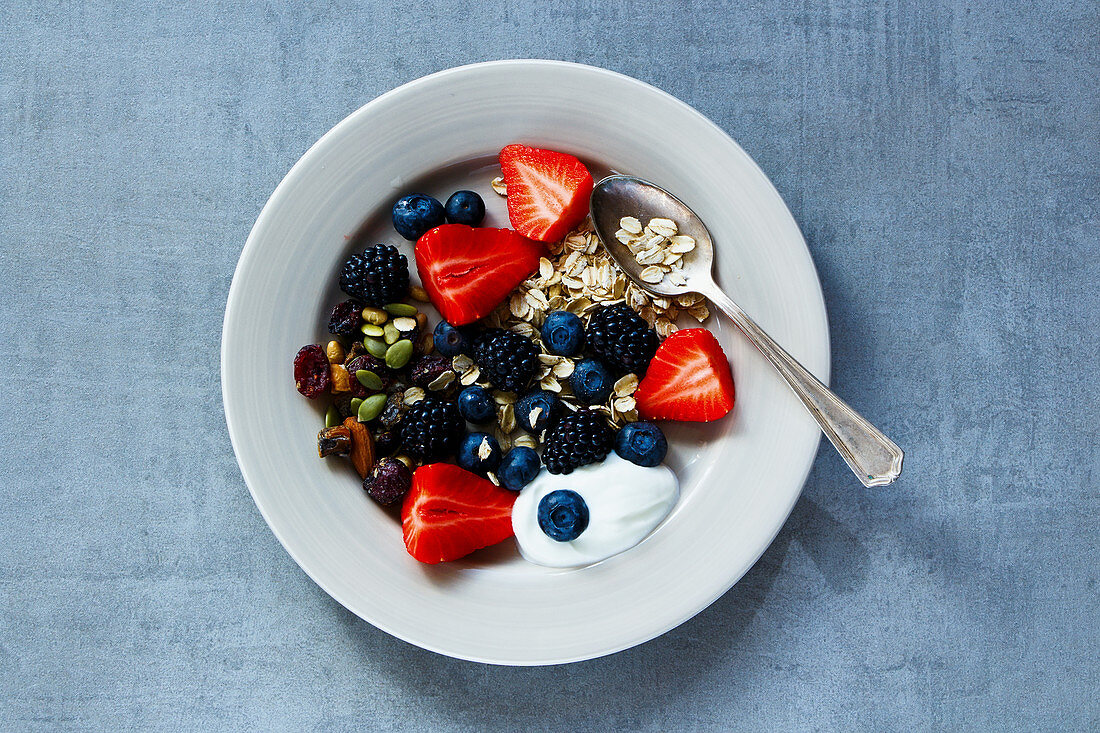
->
left=415, top=224, right=544, bottom=326
left=635, top=328, right=735, bottom=422
left=402, top=463, right=517, bottom=564
left=499, top=144, right=594, bottom=242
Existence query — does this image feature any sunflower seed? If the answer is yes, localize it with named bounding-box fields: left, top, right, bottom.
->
left=486, top=471, right=501, bottom=486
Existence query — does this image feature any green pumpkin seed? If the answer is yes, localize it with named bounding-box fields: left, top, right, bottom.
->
left=357, top=393, right=387, bottom=422
left=324, top=405, right=341, bottom=428
left=363, top=337, right=388, bottom=358
left=361, top=324, right=385, bottom=338
left=385, top=339, right=414, bottom=369
left=361, top=307, right=389, bottom=325
left=383, top=321, right=400, bottom=345
left=349, top=397, right=364, bottom=414
left=384, top=302, right=419, bottom=317
left=355, top=369, right=383, bottom=391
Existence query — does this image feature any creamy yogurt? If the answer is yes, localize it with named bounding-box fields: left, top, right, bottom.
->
left=512, top=454, right=679, bottom=568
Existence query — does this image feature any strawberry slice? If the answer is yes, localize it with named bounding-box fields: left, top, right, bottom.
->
left=402, top=463, right=517, bottom=564
left=415, top=224, right=544, bottom=326
left=635, top=328, right=735, bottom=422
left=499, top=144, right=594, bottom=242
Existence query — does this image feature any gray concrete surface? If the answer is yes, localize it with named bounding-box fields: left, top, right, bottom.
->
left=1, top=0, right=1097, bottom=730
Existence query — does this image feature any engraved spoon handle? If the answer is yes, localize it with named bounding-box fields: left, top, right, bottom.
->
left=701, top=284, right=903, bottom=487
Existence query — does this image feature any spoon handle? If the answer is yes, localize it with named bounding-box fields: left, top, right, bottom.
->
left=702, top=286, right=903, bottom=487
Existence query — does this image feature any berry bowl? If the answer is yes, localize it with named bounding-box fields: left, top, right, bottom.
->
left=221, top=60, right=829, bottom=665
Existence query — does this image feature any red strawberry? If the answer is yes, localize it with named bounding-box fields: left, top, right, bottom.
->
left=635, top=328, right=735, bottom=422
left=499, top=144, right=594, bottom=242
left=402, top=463, right=517, bottom=564
left=415, top=224, right=544, bottom=326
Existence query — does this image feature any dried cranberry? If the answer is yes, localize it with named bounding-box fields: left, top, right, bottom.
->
left=362, top=457, right=412, bottom=505
left=328, top=300, right=363, bottom=336
left=294, top=344, right=331, bottom=398
left=409, top=354, right=452, bottom=388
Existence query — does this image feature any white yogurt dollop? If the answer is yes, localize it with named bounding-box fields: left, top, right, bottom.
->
left=512, top=454, right=679, bottom=568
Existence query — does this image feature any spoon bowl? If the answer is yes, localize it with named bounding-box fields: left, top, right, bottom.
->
left=590, top=174, right=904, bottom=488
left=590, top=175, right=717, bottom=298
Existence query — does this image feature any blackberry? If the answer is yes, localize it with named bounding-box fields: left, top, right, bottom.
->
left=472, top=328, right=540, bottom=393
left=542, top=410, right=614, bottom=475
left=585, top=304, right=659, bottom=376
left=400, top=398, right=464, bottom=461
left=339, top=244, right=409, bottom=306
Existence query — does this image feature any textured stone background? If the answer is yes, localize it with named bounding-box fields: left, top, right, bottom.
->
left=1, top=0, right=1097, bottom=730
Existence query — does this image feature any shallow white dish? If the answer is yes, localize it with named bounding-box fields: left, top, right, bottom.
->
left=222, top=60, right=829, bottom=665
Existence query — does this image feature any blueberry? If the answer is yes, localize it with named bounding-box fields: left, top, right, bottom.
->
left=570, top=359, right=613, bottom=405
left=456, top=432, right=501, bottom=476
left=457, top=385, right=495, bottom=424
left=516, top=390, right=563, bottom=433
left=537, top=489, right=589, bottom=542
left=498, top=447, right=541, bottom=491
left=433, top=321, right=474, bottom=357
left=541, top=311, right=585, bottom=356
left=444, top=190, right=485, bottom=226
left=392, top=194, right=446, bottom=241
left=614, top=422, right=668, bottom=467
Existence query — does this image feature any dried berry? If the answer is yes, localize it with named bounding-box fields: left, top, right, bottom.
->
left=378, top=392, right=406, bottom=430
left=362, top=457, right=413, bottom=505
left=409, top=354, right=452, bottom=388
left=328, top=299, right=363, bottom=337
left=294, top=344, right=331, bottom=398
left=372, top=428, right=401, bottom=457
left=317, top=425, right=352, bottom=457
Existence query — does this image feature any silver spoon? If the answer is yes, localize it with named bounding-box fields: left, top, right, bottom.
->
left=590, top=175, right=903, bottom=487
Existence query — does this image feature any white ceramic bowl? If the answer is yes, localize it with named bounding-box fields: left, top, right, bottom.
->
left=222, top=60, right=828, bottom=665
